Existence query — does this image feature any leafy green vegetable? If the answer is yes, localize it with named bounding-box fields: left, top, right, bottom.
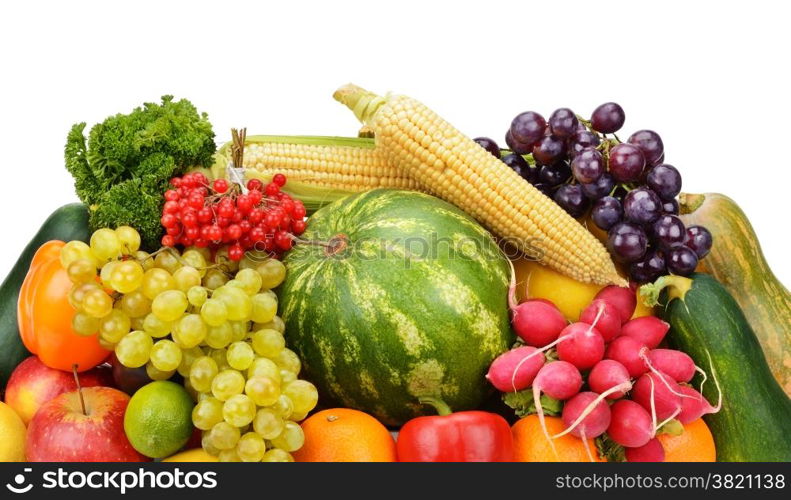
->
left=595, top=434, right=624, bottom=462
left=64, top=96, right=215, bottom=248
left=502, top=391, right=562, bottom=418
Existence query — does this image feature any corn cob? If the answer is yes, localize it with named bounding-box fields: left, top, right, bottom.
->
left=333, top=84, right=625, bottom=286
left=212, top=135, right=418, bottom=211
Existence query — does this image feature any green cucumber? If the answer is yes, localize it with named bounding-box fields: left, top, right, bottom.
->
left=0, top=204, right=91, bottom=390
left=641, top=273, right=791, bottom=462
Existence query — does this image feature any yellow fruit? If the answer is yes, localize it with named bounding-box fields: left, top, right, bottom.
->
left=0, top=402, right=26, bottom=462
left=162, top=448, right=218, bottom=462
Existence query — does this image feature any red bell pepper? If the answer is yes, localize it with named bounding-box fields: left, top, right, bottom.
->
left=396, top=397, right=514, bottom=462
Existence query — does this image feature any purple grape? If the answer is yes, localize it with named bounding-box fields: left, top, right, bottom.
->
left=629, top=250, right=666, bottom=283
left=474, top=137, right=500, bottom=158
left=667, top=246, right=699, bottom=276
left=591, top=102, right=625, bottom=133
left=502, top=153, right=539, bottom=184
left=505, top=130, right=532, bottom=155
left=623, top=187, right=663, bottom=225
left=554, top=184, right=589, bottom=218
left=607, top=222, right=648, bottom=263
left=538, top=162, right=571, bottom=187
left=627, top=130, right=664, bottom=166
left=591, top=196, right=623, bottom=231
left=532, top=135, right=566, bottom=165
left=510, top=111, right=546, bottom=148
left=646, top=164, right=682, bottom=200
left=567, top=130, right=601, bottom=158
left=533, top=183, right=555, bottom=198
left=582, top=172, right=615, bottom=200
left=549, top=108, right=579, bottom=139
left=685, top=225, right=713, bottom=259
left=571, top=148, right=604, bottom=184
left=652, top=215, right=686, bottom=250
left=661, top=198, right=679, bottom=215
left=609, top=143, right=646, bottom=182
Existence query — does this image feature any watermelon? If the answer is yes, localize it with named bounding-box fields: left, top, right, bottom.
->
left=279, top=189, right=513, bottom=426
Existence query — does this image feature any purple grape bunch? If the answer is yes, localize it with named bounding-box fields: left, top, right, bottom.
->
left=473, top=101, right=714, bottom=283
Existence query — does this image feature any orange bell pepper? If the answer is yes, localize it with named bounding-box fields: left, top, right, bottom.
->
left=17, top=240, right=109, bottom=372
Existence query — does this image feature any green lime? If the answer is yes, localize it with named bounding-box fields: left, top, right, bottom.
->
left=124, top=380, right=194, bottom=458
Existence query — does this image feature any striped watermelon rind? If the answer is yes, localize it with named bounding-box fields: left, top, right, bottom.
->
left=279, top=189, right=513, bottom=425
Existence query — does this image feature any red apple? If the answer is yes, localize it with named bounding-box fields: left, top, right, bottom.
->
left=4, top=356, right=113, bottom=424
left=26, top=386, right=148, bottom=462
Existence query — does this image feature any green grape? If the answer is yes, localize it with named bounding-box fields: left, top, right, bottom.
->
left=181, top=250, right=207, bottom=277
left=187, top=286, right=208, bottom=307
left=226, top=341, right=255, bottom=371
left=68, top=282, right=101, bottom=311
left=205, top=323, right=233, bottom=349
left=235, top=268, right=263, bottom=296
left=145, top=362, right=175, bottom=381
left=178, top=346, right=204, bottom=377
left=141, top=268, right=176, bottom=300
left=209, top=348, right=231, bottom=371
left=271, top=395, right=294, bottom=420
left=209, top=421, right=240, bottom=450
left=115, top=226, right=141, bottom=254
left=245, top=376, right=280, bottom=407
left=274, top=348, right=301, bottom=374
left=270, top=421, right=304, bottom=452
left=130, top=316, right=147, bottom=331
left=72, top=312, right=100, bottom=336
left=135, top=250, right=155, bottom=271
left=200, top=298, right=228, bottom=327
left=90, top=228, right=122, bottom=262
left=154, top=250, right=181, bottom=274
left=222, top=394, right=256, bottom=427
left=229, top=321, right=249, bottom=342
left=150, top=339, right=182, bottom=371
left=151, top=290, right=188, bottom=321
left=247, top=357, right=281, bottom=383
left=261, top=448, right=294, bottom=462
left=283, top=380, right=319, bottom=417
left=99, top=309, right=131, bottom=343
left=100, top=260, right=120, bottom=287
left=67, top=258, right=97, bottom=284
left=82, top=288, right=114, bottom=318
left=173, top=266, right=202, bottom=292
left=115, top=330, right=153, bottom=368
left=201, top=431, right=221, bottom=456
left=192, top=396, right=224, bottom=430
left=211, top=369, right=245, bottom=401
left=253, top=315, right=285, bottom=334
left=279, top=370, right=297, bottom=385
left=236, top=432, right=266, bottom=462
left=172, top=314, right=207, bottom=348
left=251, top=329, right=285, bottom=358
left=142, top=313, right=172, bottom=338
left=98, top=337, right=116, bottom=351
left=213, top=286, right=252, bottom=321
left=110, top=260, right=144, bottom=293
left=60, top=240, right=97, bottom=269
left=202, top=269, right=229, bottom=290
left=185, top=245, right=212, bottom=262
left=218, top=448, right=241, bottom=462
left=225, top=279, right=246, bottom=291
left=250, top=293, right=277, bottom=323
left=256, top=259, right=286, bottom=289
left=252, top=408, right=285, bottom=440
left=189, top=356, right=219, bottom=393
left=120, top=290, right=152, bottom=318
left=214, top=247, right=239, bottom=273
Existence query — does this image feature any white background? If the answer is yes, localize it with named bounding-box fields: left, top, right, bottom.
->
left=1, top=0, right=789, bottom=286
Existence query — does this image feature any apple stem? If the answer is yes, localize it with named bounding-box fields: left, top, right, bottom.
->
left=72, top=364, right=87, bottom=416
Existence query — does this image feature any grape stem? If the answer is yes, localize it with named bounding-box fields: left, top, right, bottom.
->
left=72, top=364, right=87, bottom=416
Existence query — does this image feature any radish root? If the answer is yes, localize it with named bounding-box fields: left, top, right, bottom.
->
left=507, top=258, right=518, bottom=311
left=639, top=348, right=699, bottom=400
left=581, top=428, right=595, bottom=463
left=551, top=381, right=632, bottom=439
left=534, top=384, right=559, bottom=459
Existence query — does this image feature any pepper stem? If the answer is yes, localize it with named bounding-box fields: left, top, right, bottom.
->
left=418, top=397, right=453, bottom=416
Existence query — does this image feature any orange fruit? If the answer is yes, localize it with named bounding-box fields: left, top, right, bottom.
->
left=512, top=415, right=604, bottom=462
left=657, top=418, right=716, bottom=462
left=293, top=408, right=397, bottom=462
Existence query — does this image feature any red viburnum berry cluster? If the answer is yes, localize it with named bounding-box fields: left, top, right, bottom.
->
left=159, top=172, right=307, bottom=260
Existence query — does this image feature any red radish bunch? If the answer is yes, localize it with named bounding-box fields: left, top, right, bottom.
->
left=160, top=172, right=307, bottom=260
left=491, top=279, right=722, bottom=462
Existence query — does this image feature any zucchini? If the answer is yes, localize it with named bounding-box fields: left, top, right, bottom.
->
left=679, top=192, right=791, bottom=396
left=641, top=273, right=791, bottom=462
left=0, top=204, right=91, bottom=390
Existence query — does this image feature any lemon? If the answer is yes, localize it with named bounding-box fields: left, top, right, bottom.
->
left=124, top=381, right=194, bottom=459
left=162, top=448, right=218, bottom=462
left=0, top=402, right=26, bottom=461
